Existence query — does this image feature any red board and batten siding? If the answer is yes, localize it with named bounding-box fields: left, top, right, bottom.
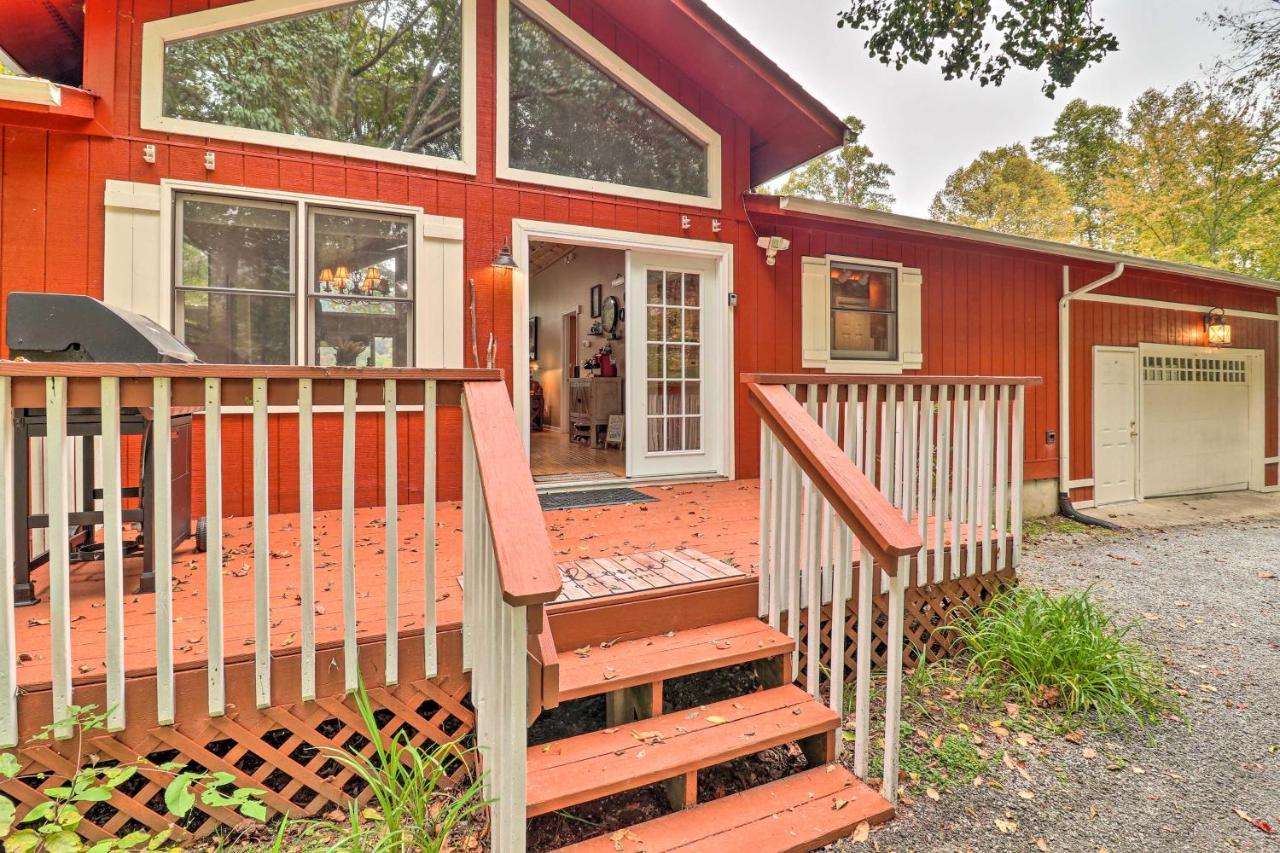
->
left=735, top=200, right=1280, bottom=496
left=0, top=0, right=760, bottom=515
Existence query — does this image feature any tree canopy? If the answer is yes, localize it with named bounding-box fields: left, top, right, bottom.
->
left=836, top=0, right=1119, bottom=97
left=930, top=144, right=1076, bottom=240
left=1212, top=0, right=1280, bottom=91
left=1031, top=99, right=1122, bottom=246
left=778, top=116, right=895, bottom=210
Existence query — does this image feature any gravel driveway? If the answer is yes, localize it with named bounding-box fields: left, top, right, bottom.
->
left=831, top=517, right=1280, bottom=852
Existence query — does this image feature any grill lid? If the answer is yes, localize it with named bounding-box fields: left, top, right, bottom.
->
left=6, top=293, right=199, bottom=364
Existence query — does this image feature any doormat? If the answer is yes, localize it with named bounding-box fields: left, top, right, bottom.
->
left=533, top=471, right=616, bottom=484
left=539, top=488, right=657, bottom=512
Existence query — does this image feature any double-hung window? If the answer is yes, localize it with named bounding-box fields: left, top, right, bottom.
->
left=174, top=193, right=414, bottom=367
left=802, top=254, right=924, bottom=374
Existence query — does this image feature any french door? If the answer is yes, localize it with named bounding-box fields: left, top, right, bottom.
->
left=625, top=251, right=725, bottom=479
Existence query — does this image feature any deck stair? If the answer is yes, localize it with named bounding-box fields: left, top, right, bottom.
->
left=531, top=617, right=895, bottom=851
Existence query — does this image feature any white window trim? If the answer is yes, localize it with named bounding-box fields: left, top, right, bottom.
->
left=495, top=0, right=723, bottom=210
left=802, top=253, right=924, bottom=375
left=140, top=0, right=477, bottom=176
left=104, top=178, right=464, bottom=371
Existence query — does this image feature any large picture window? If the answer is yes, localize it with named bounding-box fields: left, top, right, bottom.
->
left=143, top=0, right=475, bottom=172
left=175, top=194, right=414, bottom=366
left=497, top=0, right=722, bottom=208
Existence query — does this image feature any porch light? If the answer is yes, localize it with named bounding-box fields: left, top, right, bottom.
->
left=492, top=242, right=517, bottom=270
left=1206, top=308, right=1232, bottom=346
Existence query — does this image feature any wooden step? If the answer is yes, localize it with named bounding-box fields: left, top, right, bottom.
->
left=527, top=685, right=836, bottom=817
left=554, top=764, right=894, bottom=853
left=557, top=617, right=794, bottom=702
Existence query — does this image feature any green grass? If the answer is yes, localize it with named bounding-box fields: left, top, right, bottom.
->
left=1021, top=515, right=1093, bottom=542
left=947, top=586, right=1173, bottom=723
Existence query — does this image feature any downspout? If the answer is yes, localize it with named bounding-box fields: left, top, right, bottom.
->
left=1058, top=263, right=1125, bottom=529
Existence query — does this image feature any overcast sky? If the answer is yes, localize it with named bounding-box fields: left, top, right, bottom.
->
left=702, top=0, right=1253, bottom=217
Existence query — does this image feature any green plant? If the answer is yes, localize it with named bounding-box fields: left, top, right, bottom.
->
left=947, top=587, right=1174, bottom=722
left=0, top=705, right=267, bottom=853
left=315, top=684, right=486, bottom=852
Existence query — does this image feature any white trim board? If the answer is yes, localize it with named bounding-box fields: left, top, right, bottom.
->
left=140, top=0, right=477, bottom=176
left=0, top=75, right=60, bottom=106
left=104, top=178, right=464, bottom=369
left=495, top=0, right=723, bottom=210
left=510, top=219, right=735, bottom=479
left=1074, top=293, right=1278, bottom=322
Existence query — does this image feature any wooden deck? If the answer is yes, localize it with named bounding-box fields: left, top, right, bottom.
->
left=13, top=479, right=1001, bottom=693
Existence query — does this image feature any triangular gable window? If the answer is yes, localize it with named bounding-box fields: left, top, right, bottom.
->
left=501, top=0, right=720, bottom=207
left=143, top=0, right=476, bottom=173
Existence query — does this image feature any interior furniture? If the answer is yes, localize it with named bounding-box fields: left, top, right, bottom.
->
left=568, top=377, right=622, bottom=447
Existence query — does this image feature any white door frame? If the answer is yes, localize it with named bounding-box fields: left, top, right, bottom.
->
left=1136, top=342, right=1266, bottom=495
left=510, top=219, right=735, bottom=480
left=1091, top=346, right=1139, bottom=506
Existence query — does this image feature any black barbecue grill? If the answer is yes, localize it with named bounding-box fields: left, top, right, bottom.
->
left=6, top=293, right=206, bottom=606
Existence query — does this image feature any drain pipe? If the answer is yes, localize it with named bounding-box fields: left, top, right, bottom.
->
left=1059, top=263, right=1125, bottom=529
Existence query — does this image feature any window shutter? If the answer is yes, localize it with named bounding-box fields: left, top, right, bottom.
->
left=103, top=180, right=165, bottom=326
left=899, top=266, right=923, bottom=368
left=801, top=256, right=830, bottom=366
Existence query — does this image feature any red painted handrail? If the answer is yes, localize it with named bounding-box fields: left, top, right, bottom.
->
left=462, top=381, right=563, bottom=609
left=747, top=382, right=923, bottom=571
left=741, top=373, right=1042, bottom=386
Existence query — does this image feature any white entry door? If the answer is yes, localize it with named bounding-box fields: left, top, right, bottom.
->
left=625, top=252, right=725, bottom=479
left=1092, top=348, right=1138, bottom=505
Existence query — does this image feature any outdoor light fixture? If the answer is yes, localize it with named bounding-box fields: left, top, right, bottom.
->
left=1206, top=307, right=1232, bottom=346
left=492, top=242, right=517, bottom=269
left=757, top=235, right=791, bottom=267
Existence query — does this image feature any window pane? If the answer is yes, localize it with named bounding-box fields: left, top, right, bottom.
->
left=314, top=299, right=412, bottom=367
left=163, top=0, right=465, bottom=161
left=179, top=198, right=292, bottom=292
left=831, top=263, right=895, bottom=311
left=832, top=311, right=897, bottom=360
left=180, top=291, right=293, bottom=364
left=311, top=210, right=412, bottom=300
left=507, top=5, right=709, bottom=197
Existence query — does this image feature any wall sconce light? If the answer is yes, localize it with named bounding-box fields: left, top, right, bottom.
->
left=1206, top=307, right=1232, bottom=346
left=492, top=242, right=517, bottom=269
left=757, top=235, right=791, bottom=267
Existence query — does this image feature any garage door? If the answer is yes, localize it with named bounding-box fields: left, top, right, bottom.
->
left=1140, top=353, right=1252, bottom=497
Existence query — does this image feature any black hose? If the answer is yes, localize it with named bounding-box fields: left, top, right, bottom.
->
left=1057, top=492, right=1121, bottom=530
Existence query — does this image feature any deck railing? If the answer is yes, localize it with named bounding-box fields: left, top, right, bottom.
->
left=0, top=363, right=561, bottom=850
left=746, top=374, right=1038, bottom=804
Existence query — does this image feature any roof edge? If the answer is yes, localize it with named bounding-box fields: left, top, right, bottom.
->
left=772, top=195, right=1280, bottom=294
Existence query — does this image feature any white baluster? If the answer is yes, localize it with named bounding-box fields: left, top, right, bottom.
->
left=101, top=378, right=126, bottom=730
left=966, top=385, right=980, bottom=578
left=0, top=377, right=15, bottom=747
left=45, top=377, right=73, bottom=738
left=341, top=379, right=358, bottom=692
left=758, top=424, right=771, bottom=619
left=933, top=387, right=951, bottom=584
left=853, top=544, right=873, bottom=779
left=950, top=385, right=965, bottom=580
left=804, top=386, right=821, bottom=697
left=203, top=379, right=224, bottom=716
left=995, top=385, right=1010, bottom=571
left=1012, top=386, right=1026, bottom=566
left=298, top=378, right=316, bottom=701
left=384, top=380, right=399, bottom=685
left=252, top=378, right=271, bottom=709
left=423, top=379, right=438, bottom=678
left=152, top=377, right=174, bottom=727
left=881, top=556, right=909, bottom=804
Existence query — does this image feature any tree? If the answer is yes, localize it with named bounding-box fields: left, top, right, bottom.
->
left=930, top=144, right=1076, bottom=240
left=836, top=0, right=1119, bottom=97
left=779, top=116, right=895, bottom=210
left=1212, top=0, right=1280, bottom=91
left=1031, top=99, right=1123, bottom=246
left=1102, top=83, right=1280, bottom=278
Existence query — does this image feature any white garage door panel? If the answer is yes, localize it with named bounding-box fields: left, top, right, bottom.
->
left=1141, top=355, right=1251, bottom=498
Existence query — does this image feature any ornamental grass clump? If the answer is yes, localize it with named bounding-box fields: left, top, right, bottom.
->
left=948, top=586, right=1173, bottom=723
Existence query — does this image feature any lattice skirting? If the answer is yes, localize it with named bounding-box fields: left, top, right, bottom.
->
left=2, top=675, right=474, bottom=843
left=794, top=570, right=1017, bottom=683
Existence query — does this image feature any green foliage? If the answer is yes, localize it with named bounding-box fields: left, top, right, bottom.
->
left=947, top=587, right=1174, bottom=723
left=0, top=706, right=267, bottom=853
left=163, top=0, right=464, bottom=158
left=929, top=144, right=1076, bottom=240
left=835, top=0, right=1119, bottom=97
left=1031, top=98, right=1123, bottom=246
left=779, top=116, right=895, bottom=210
left=302, top=684, right=486, bottom=852
left=1212, top=1, right=1280, bottom=92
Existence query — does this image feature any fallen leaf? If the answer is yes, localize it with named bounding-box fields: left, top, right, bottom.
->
left=851, top=821, right=870, bottom=842
left=1234, top=808, right=1275, bottom=834
left=1035, top=839, right=1050, bottom=852
left=995, top=818, right=1018, bottom=834
left=1082, top=747, right=1098, bottom=760
left=925, top=787, right=940, bottom=801
left=832, top=798, right=848, bottom=810
left=706, top=715, right=728, bottom=725
left=1064, top=730, right=1086, bottom=744
left=1018, top=790, right=1036, bottom=800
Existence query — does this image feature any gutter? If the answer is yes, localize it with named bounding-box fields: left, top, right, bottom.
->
left=1058, top=263, right=1124, bottom=529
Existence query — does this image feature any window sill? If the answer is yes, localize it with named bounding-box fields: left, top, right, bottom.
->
left=803, top=357, right=916, bottom=375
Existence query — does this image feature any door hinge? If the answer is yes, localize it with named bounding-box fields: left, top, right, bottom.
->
left=727, top=292, right=738, bottom=307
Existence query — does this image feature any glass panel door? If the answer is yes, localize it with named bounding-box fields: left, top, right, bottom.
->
left=626, top=252, right=723, bottom=479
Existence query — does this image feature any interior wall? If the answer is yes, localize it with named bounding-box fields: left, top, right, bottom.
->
left=529, top=246, right=627, bottom=428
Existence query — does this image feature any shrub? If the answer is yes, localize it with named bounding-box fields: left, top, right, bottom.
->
left=947, top=586, right=1173, bottom=723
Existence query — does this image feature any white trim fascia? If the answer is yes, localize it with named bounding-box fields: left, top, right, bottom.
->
left=140, top=0, right=477, bottom=176
left=1067, top=478, right=1094, bottom=489
left=779, top=196, right=1280, bottom=294
left=1075, top=292, right=1278, bottom=322
left=509, top=218, right=735, bottom=478
left=156, top=178, right=464, bottom=369
left=495, top=0, right=723, bottom=210
left=0, top=74, right=60, bottom=107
